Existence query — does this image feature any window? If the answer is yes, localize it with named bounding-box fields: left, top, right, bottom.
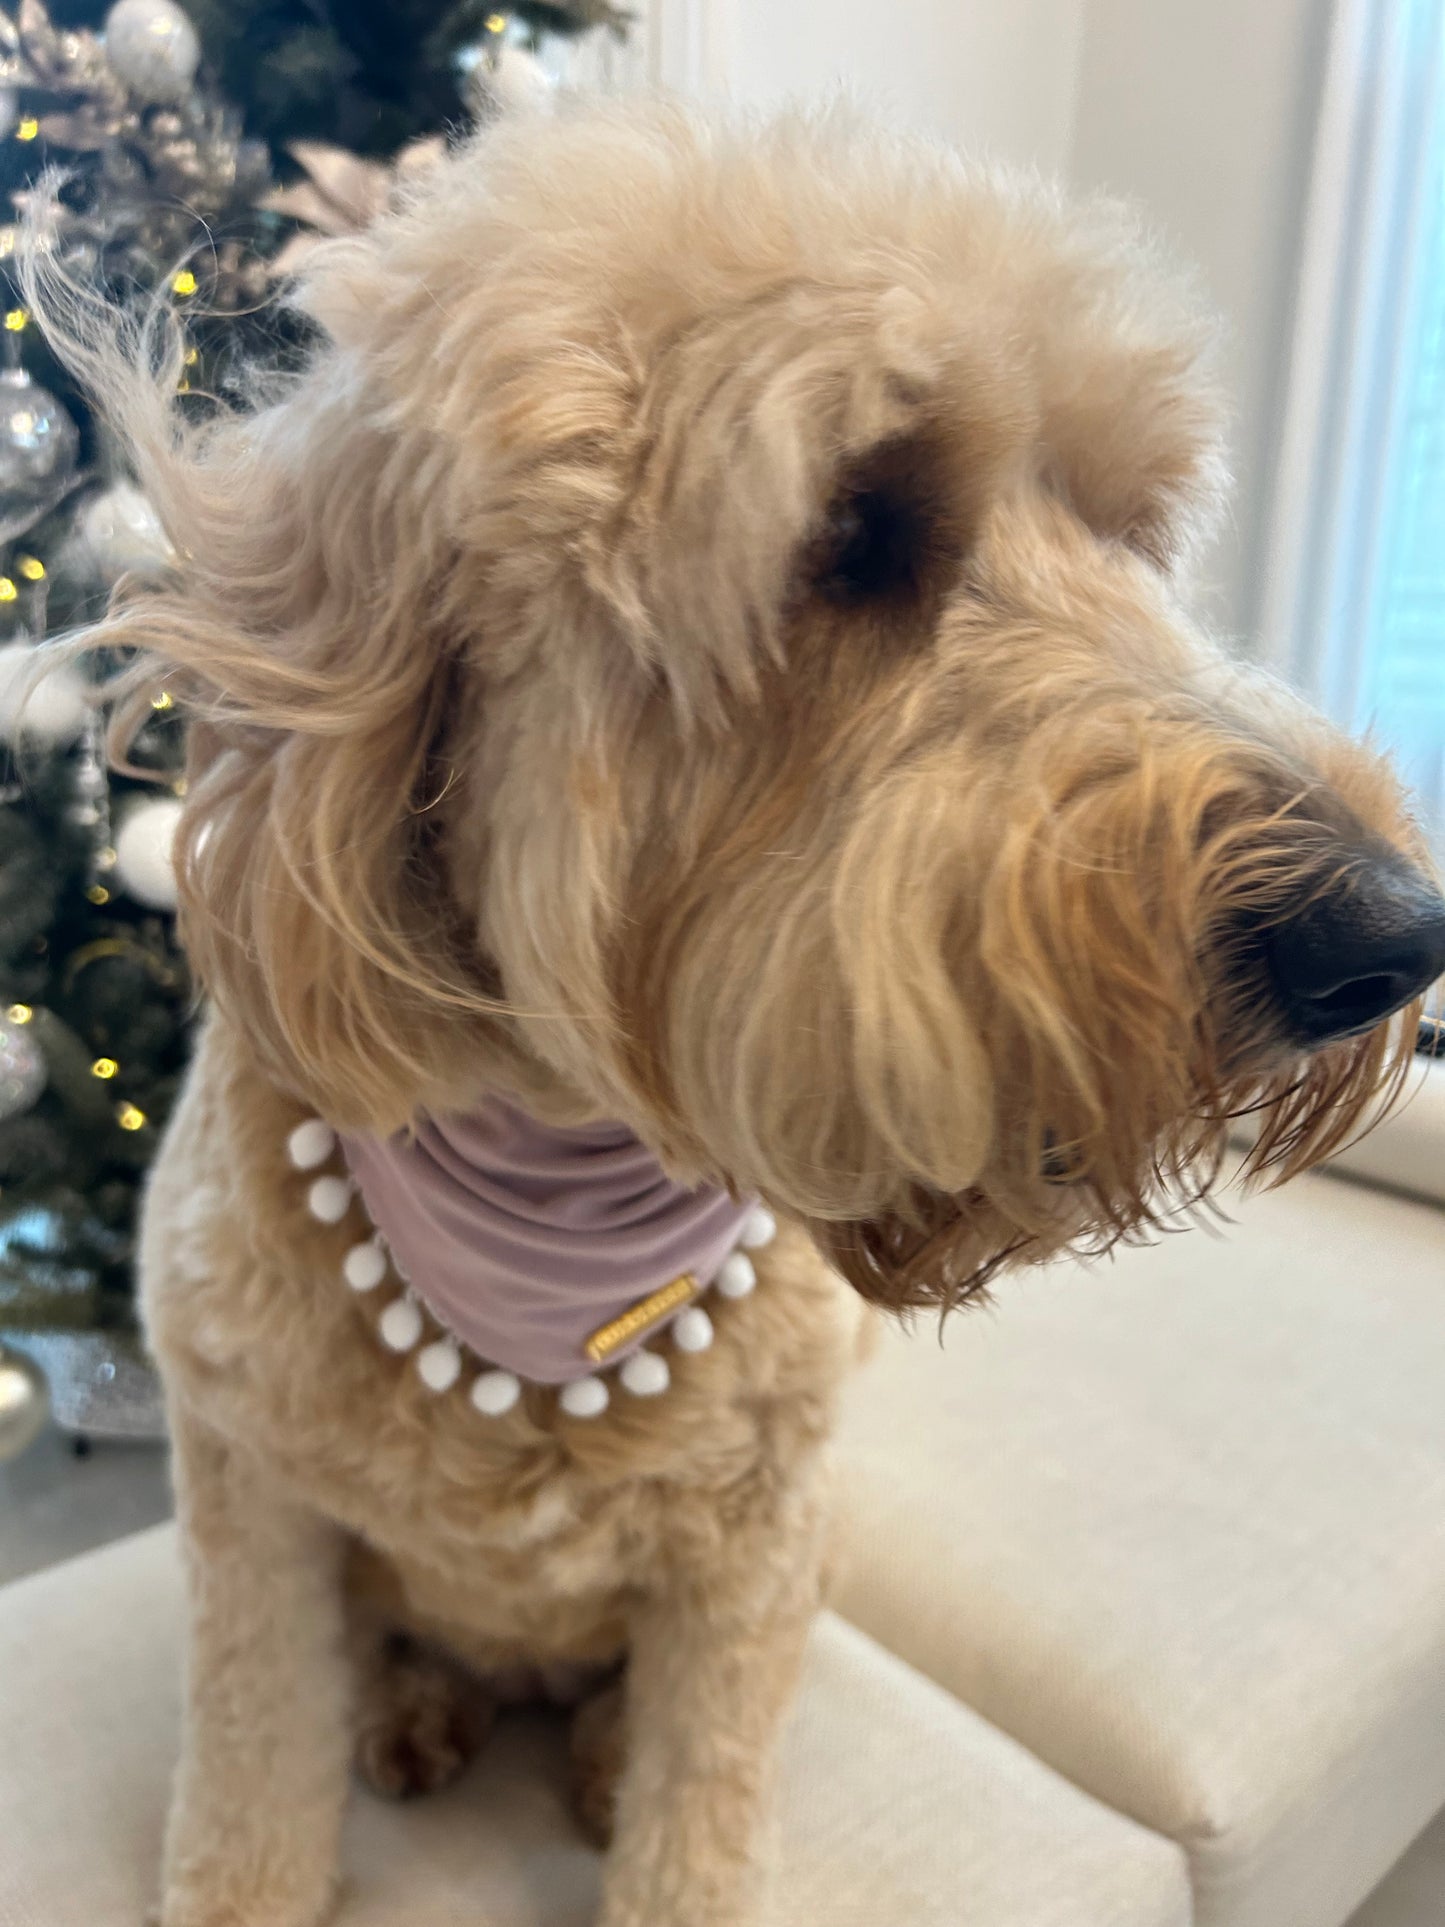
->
left=1261, top=0, right=1445, bottom=853
left=1361, top=99, right=1445, bottom=834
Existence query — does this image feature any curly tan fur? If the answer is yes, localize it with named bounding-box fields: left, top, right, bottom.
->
left=27, top=96, right=1436, bottom=1927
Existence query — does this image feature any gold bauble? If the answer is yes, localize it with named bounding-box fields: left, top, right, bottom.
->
left=0, top=1343, right=48, bottom=1462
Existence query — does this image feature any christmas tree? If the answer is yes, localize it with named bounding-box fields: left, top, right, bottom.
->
left=0, top=0, right=624, bottom=1445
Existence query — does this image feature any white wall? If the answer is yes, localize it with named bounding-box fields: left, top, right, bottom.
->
left=1068, top=0, right=1331, bottom=637
left=652, top=0, right=1087, bottom=177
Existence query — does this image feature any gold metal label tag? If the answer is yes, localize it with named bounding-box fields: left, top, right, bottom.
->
left=585, top=1274, right=698, bottom=1364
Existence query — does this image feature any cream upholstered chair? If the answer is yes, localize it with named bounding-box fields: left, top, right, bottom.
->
left=832, top=1070, right=1445, bottom=1927
left=0, top=1525, right=1189, bottom=1927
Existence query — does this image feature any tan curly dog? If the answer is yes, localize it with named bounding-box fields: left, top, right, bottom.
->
left=34, top=95, right=1444, bottom=1927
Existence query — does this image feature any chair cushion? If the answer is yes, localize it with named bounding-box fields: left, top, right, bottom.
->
left=834, top=1166, right=1445, bottom=1927
left=0, top=1522, right=1191, bottom=1927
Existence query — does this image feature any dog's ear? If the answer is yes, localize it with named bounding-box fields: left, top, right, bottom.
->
left=1032, top=209, right=1229, bottom=576
left=1044, top=334, right=1229, bottom=574
left=31, top=238, right=505, bottom=1132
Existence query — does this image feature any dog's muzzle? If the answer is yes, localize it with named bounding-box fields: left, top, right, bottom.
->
left=1265, top=848, right=1445, bottom=1045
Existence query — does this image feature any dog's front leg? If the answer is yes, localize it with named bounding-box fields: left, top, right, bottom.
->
left=160, top=1406, right=353, bottom=1927
left=597, top=1455, right=830, bottom=1927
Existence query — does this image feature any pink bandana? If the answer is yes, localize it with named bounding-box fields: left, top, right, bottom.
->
left=339, top=1099, right=757, bottom=1386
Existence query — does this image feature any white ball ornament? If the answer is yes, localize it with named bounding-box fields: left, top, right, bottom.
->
left=75, top=481, right=172, bottom=583
left=620, top=1350, right=670, bottom=1398
left=104, top=0, right=201, bottom=105
left=672, top=1307, right=715, bottom=1355
left=379, top=1297, right=423, bottom=1354
left=0, top=642, right=89, bottom=745
left=418, top=1339, right=462, bottom=1393
left=559, top=1375, right=610, bottom=1420
left=286, top=1118, right=335, bottom=1170
left=112, top=796, right=183, bottom=910
left=471, top=1370, right=522, bottom=1418
left=0, top=1016, right=46, bottom=1122
left=306, top=1174, right=352, bottom=1224
left=739, top=1206, right=777, bottom=1250
left=469, top=44, right=554, bottom=118
left=342, top=1240, right=388, bottom=1294
left=715, top=1252, right=757, bottom=1300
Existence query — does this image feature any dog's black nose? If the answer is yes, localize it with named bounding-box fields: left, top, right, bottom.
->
left=1267, top=852, right=1445, bottom=1045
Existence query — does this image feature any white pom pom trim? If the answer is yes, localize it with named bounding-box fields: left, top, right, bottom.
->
left=342, top=1240, right=388, bottom=1293
left=672, top=1306, right=714, bottom=1354
left=379, top=1297, right=423, bottom=1354
left=471, top=1370, right=522, bottom=1418
left=620, top=1349, right=670, bottom=1397
left=715, top=1251, right=756, bottom=1299
left=287, top=1118, right=335, bottom=1170
left=560, top=1376, right=610, bottom=1419
left=417, top=1338, right=462, bottom=1393
left=738, top=1206, right=777, bottom=1250
left=306, top=1175, right=353, bottom=1224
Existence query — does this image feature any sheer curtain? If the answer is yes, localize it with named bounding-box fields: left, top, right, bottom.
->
left=1258, top=0, right=1445, bottom=850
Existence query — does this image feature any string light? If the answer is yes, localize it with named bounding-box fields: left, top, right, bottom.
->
left=86, top=884, right=110, bottom=905
left=95, top=846, right=117, bottom=871
left=485, top=11, right=509, bottom=29
left=184, top=347, right=199, bottom=366
left=6, top=1004, right=32, bottom=1025
left=151, top=690, right=174, bottom=710
left=15, top=117, right=38, bottom=142
left=3, top=307, right=28, bottom=332
left=16, top=555, right=44, bottom=582
left=0, top=228, right=16, bottom=259
left=0, top=579, right=16, bottom=603
left=116, top=1103, right=147, bottom=1132
left=91, top=1057, right=118, bottom=1080
left=171, top=269, right=197, bottom=297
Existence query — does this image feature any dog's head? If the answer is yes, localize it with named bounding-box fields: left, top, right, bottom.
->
left=67, top=101, right=1445, bottom=1305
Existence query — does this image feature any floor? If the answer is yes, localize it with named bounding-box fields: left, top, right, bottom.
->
left=1, top=1420, right=1441, bottom=1923
left=0, top=1420, right=171, bottom=1586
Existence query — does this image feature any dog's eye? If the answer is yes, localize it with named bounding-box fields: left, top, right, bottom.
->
left=817, top=486, right=924, bottom=602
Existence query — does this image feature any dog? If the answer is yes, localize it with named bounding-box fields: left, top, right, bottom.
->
left=42, top=96, right=1445, bottom=1927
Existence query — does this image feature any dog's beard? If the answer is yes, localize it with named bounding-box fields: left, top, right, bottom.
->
left=810, top=1009, right=1417, bottom=1314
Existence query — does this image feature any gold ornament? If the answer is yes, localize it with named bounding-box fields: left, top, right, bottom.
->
left=263, top=137, right=446, bottom=277
left=0, top=1342, right=48, bottom=1463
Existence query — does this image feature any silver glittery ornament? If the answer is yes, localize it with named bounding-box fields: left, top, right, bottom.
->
left=103, top=0, right=200, bottom=106
left=0, top=1014, right=46, bottom=1121
left=0, top=365, right=80, bottom=545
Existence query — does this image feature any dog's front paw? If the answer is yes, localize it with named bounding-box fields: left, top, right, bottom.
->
left=354, top=1633, right=495, bottom=1801
left=569, top=1678, right=626, bottom=1849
